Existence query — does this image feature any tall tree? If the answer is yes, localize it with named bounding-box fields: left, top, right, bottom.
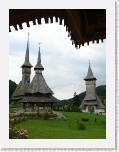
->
left=9, top=80, right=17, bottom=99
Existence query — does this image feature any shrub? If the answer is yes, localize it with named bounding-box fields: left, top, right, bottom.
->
left=9, top=127, right=18, bottom=139
left=76, top=121, right=86, bottom=130
left=81, top=118, right=89, bottom=122
left=43, top=112, right=50, bottom=120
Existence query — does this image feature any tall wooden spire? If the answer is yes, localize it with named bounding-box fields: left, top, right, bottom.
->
left=34, top=43, right=44, bottom=70
left=84, top=62, right=96, bottom=80
left=22, top=32, right=32, bottom=68
left=27, top=44, right=53, bottom=94
left=12, top=33, right=33, bottom=100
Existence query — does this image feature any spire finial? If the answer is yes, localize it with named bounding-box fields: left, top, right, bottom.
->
left=38, top=42, right=42, bottom=55
left=28, top=32, right=30, bottom=42
left=25, top=32, right=30, bottom=62
left=26, top=32, right=30, bottom=50
left=38, top=42, right=42, bottom=63
left=38, top=42, right=42, bottom=48
left=89, top=60, right=90, bottom=66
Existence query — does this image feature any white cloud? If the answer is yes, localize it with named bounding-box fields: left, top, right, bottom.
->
left=9, top=21, right=106, bottom=100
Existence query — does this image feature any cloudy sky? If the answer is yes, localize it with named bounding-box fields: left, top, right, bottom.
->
left=9, top=18, right=106, bottom=100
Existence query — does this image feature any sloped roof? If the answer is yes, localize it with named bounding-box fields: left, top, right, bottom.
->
left=12, top=81, right=30, bottom=99
left=27, top=47, right=53, bottom=95
left=83, top=95, right=104, bottom=108
left=20, top=96, right=55, bottom=103
left=21, top=34, right=33, bottom=68
left=96, top=95, right=105, bottom=109
left=84, top=94, right=96, bottom=101
left=34, top=45, right=44, bottom=70
left=27, top=73, right=53, bottom=94
left=84, top=64, right=96, bottom=80
left=80, top=94, right=105, bottom=109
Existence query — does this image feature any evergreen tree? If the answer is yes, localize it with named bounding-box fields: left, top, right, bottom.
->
left=9, top=80, right=17, bottom=99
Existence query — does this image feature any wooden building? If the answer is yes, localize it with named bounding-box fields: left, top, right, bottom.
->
left=20, top=44, right=54, bottom=113
left=12, top=36, right=55, bottom=113
left=80, top=63, right=105, bottom=113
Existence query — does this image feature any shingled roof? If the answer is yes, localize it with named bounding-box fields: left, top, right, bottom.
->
left=12, top=81, right=30, bottom=100
left=34, top=44, right=44, bottom=70
left=84, top=64, right=96, bottom=80
left=81, top=95, right=105, bottom=109
left=21, top=33, right=33, bottom=68
left=27, top=73, right=53, bottom=94
left=83, top=92, right=96, bottom=101
left=27, top=47, right=53, bottom=95
left=20, top=96, right=55, bottom=103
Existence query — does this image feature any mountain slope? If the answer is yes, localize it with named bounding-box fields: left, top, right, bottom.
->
left=9, top=80, right=17, bottom=98
left=54, top=85, right=106, bottom=111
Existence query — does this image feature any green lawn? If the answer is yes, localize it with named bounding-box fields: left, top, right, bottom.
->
left=15, top=112, right=106, bottom=139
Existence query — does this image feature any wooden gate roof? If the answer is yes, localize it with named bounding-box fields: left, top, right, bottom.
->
left=9, top=9, right=106, bottom=48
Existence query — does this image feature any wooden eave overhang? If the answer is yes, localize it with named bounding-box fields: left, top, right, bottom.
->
left=9, top=9, right=106, bottom=48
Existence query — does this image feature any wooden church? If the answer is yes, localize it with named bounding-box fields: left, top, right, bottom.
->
left=12, top=34, right=55, bottom=113
left=80, top=63, right=105, bottom=113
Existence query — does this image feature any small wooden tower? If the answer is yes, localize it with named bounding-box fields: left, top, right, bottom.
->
left=80, top=62, right=105, bottom=113
left=20, top=44, right=55, bottom=113
left=11, top=33, right=33, bottom=101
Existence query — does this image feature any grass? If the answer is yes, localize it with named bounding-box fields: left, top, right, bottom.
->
left=15, top=112, right=106, bottom=139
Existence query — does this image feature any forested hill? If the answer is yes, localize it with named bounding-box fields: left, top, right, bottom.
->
left=70, top=85, right=105, bottom=101
left=54, top=85, right=106, bottom=111
left=95, top=85, right=106, bottom=99
left=9, top=80, right=106, bottom=110
left=9, top=80, right=17, bottom=98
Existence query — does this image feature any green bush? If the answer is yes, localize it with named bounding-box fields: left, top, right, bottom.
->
left=9, top=127, right=18, bottom=139
left=76, top=121, right=86, bottom=130
left=43, top=112, right=51, bottom=120
left=81, top=118, right=89, bottom=122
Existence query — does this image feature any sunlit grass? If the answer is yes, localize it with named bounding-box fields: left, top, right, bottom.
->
left=15, top=112, right=106, bottom=139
